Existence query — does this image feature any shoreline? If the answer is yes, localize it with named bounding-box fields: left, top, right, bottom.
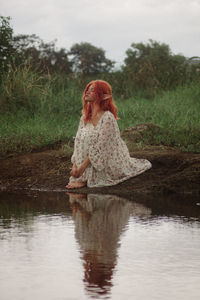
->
left=0, top=145, right=199, bottom=197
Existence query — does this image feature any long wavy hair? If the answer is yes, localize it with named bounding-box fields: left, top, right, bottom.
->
left=82, top=80, right=118, bottom=122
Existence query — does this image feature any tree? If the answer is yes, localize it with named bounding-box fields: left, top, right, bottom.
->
left=0, top=16, right=15, bottom=77
left=12, top=34, right=72, bottom=74
left=123, top=39, right=187, bottom=90
left=186, top=56, right=200, bottom=81
left=69, top=42, right=115, bottom=75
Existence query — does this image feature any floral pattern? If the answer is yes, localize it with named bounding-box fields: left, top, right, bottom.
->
left=69, top=111, right=152, bottom=187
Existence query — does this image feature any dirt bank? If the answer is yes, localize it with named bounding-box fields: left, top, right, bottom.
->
left=0, top=144, right=199, bottom=196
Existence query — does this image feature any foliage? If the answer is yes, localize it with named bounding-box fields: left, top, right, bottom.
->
left=12, top=34, right=72, bottom=74
left=186, top=56, right=200, bottom=81
left=0, top=66, right=200, bottom=155
left=69, top=42, right=115, bottom=74
left=0, top=63, right=82, bottom=114
left=0, top=63, right=48, bottom=113
left=1, top=15, right=199, bottom=98
left=0, top=16, right=15, bottom=77
left=123, top=39, right=188, bottom=92
left=1, top=15, right=200, bottom=156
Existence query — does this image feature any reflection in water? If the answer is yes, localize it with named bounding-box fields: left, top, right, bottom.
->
left=69, top=193, right=151, bottom=298
left=1, top=191, right=200, bottom=300
left=0, top=191, right=71, bottom=229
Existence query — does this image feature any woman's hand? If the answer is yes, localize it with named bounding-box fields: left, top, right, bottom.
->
left=70, top=163, right=79, bottom=177
left=71, top=165, right=85, bottom=178
left=70, top=157, right=91, bottom=178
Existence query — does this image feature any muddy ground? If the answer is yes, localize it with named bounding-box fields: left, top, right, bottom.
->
left=0, top=124, right=199, bottom=196
left=0, top=141, right=200, bottom=197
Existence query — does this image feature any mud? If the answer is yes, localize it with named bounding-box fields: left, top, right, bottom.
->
left=0, top=144, right=199, bottom=197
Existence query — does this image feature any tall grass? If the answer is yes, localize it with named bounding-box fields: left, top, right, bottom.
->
left=0, top=65, right=200, bottom=155
left=116, top=83, right=200, bottom=151
left=0, top=111, right=80, bottom=154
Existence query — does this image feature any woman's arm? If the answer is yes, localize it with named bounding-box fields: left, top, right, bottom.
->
left=71, top=156, right=90, bottom=178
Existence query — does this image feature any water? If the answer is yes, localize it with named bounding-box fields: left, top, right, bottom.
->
left=0, top=191, right=200, bottom=300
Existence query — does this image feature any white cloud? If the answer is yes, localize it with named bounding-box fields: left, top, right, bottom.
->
left=1, top=0, right=200, bottom=64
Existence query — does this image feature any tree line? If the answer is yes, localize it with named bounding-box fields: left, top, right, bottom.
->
left=1, top=16, right=200, bottom=94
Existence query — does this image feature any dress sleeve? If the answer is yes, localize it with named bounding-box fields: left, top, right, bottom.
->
left=71, top=116, right=84, bottom=164
left=88, top=112, right=120, bottom=171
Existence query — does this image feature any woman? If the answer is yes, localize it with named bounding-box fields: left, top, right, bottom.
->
left=66, top=80, right=152, bottom=189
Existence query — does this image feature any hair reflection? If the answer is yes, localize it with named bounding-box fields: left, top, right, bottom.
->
left=69, top=193, right=151, bottom=299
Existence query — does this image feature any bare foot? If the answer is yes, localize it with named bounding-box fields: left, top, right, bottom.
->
left=66, top=181, right=86, bottom=189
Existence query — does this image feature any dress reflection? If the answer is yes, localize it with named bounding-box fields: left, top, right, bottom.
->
left=69, top=193, right=151, bottom=298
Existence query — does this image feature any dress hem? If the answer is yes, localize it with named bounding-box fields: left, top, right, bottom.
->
left=87, top=162, right=152, bottom=188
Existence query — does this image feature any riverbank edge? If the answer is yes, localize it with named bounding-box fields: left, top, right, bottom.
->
left=0, top=144, right=200, bottom=197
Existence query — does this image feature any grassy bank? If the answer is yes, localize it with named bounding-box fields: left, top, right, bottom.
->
left=0, top=68, right=200, bottom=155
left=117, top=83, right=200, bottom=152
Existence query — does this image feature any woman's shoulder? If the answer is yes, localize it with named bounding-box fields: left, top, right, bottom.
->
left=101, top=111, right=117, bottom=125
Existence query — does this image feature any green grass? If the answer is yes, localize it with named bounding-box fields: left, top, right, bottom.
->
left=0, top=111, right=80, bottom=154
left=116, top=83, right=200, bottom=151
left=0, top=66, right=200, bottom=155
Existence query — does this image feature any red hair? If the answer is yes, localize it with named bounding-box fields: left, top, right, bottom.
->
left=82, top=80, right=118, bottom=122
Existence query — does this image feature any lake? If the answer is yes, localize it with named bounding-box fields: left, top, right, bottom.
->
left=0, top=191, right=200, bottom=300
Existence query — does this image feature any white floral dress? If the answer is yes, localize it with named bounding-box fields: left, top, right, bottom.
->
left=69, top=111, right=152, bottom=187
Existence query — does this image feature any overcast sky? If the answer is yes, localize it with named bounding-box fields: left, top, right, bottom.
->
left=1, top=0, right=200, bottom=67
